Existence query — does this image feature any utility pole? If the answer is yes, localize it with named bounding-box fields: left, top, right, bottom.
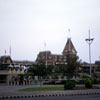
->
left=85, top=30, right=94, bottom=76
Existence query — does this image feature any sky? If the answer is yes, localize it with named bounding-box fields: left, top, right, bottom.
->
left=0, top=0, right=100, bottom=63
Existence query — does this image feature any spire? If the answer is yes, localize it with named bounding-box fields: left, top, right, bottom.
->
left=62, top=38, right=77, bottom=55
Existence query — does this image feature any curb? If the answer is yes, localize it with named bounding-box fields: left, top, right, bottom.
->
left=0, top=92, right=100, bottom=99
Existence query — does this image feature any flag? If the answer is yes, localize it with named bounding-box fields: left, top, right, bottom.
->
left=44, top=42, right=46, bottom=47
left=68, top=28, right=70, bottom=32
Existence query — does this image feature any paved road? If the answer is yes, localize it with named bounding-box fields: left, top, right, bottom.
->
left=0, top=85, right=100, bottom=97
left=3, top=95, right=100, bottom=100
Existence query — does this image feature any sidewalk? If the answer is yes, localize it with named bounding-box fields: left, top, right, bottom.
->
left=0, top=85, right=100, bottom=99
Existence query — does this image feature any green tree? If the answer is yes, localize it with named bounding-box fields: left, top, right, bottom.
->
left=85, top=77, right=93, bottom=88
left=46, top=65, right=54, bottom=75
left=27, top=62, right=54, bottom=85
left=63, top=54, right=81, bottom=78
left=27, top=63, right=47, bottom=78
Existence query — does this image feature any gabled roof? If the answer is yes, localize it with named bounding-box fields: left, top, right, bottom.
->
left=0, top=56, right=13, bottom=64
left=62, top=38, right=77, bottom=55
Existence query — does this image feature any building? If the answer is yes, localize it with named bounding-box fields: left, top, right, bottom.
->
left=13, top=60, right=34, bottom=66
left=95, top=61, right=100, bottom=72
left=36, top=38, right=77, bottom=65
left=36, top=38, right=99, bottom=74
left=0, top=56, right=33, bottom=85
left=36, top=38, right=77, bottom=71
left=81, top=62, right=98, bottom=74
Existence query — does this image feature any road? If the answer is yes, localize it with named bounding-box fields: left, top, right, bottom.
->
left=0, top=85, right=100, bottom=97
left=3, top=95, right=100, bottom=100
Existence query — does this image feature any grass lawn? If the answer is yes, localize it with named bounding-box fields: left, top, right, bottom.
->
left=17, top=85, right=100, bottom=92
left=18, top=86, right=64, bottom=92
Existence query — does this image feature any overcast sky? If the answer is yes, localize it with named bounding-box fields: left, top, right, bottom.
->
left=0, top=0, right=100, bottom=63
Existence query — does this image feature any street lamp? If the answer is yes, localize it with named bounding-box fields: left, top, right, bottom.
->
left=85, top=30, right=94, bottom=76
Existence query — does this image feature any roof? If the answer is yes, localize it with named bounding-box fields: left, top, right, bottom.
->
left=62, top=38, right=77, bottom=55
left=0, top=56, right=13, bottom=64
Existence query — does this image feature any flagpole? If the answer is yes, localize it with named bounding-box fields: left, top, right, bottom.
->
left=5, top=50, right=6, bottom=56
left=10, top=46, right=11, bottom=57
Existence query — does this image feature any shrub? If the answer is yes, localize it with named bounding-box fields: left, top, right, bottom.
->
left=44, top=81, right=56, bottom=85
left=50, top=81, right=56, bottom=84
left=85, top=78, right=93, bottom=88
left=93, top=77, right=99, bottom=84
left=64, top=80, right=75, bottom=90
left=60, top=80, right=67, bottom=84
left=76, top=79, right=85, bottom=84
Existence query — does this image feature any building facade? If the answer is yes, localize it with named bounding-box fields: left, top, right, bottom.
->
left=36, top=38, right=77, bottom=72
left=36, top=38, right=99, bottom=74
left=0, top=56, right=33, bottom=85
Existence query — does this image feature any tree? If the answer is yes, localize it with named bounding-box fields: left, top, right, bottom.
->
left=46, top=65, right=54, bottom=75
left=63, top=54, right=81, bottom=78
left=27, top=62, right=55, bottom=85
left=28, top=58, right=55, bottom=77
left=27, top=63, right=47, bottom=78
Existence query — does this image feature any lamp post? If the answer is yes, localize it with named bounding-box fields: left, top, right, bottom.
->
left=85, top=30, right=94, bottom=76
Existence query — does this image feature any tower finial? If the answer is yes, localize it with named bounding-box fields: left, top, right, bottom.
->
left=68, top=28, right=71, bottom=38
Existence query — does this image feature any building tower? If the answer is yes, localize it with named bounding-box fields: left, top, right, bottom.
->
left=62, top=38, right=77, bottom=56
